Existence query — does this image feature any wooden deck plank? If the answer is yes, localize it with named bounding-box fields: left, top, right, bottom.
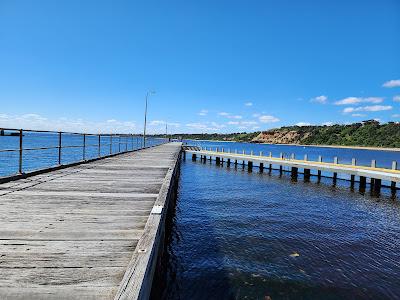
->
left=0, top=142, right=182, bottom=300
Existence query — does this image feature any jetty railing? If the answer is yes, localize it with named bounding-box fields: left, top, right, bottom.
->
left=184, top=146, right=400, bottom=195
left=0, top=128, right=167, bottom=178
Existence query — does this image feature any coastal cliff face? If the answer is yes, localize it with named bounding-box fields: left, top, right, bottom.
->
left=251, top=130, right=311, bottom=144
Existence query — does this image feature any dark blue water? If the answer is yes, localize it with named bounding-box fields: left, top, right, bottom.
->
left=0, top=132, right=166, bottom=177
left=153, top=142, right=400, bottom=300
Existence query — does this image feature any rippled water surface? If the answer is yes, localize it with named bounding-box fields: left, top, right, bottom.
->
left=152, top=158, right=400, bottom=300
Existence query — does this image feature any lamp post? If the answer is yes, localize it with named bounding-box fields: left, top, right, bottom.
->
left=143, top=91, right=155, bottom=147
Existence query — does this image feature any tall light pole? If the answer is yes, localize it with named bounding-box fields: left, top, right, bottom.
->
left=143, top=91, right=155, bottom=147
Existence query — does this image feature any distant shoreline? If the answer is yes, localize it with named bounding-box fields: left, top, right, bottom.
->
left=183, top=139, right=400, bottom=152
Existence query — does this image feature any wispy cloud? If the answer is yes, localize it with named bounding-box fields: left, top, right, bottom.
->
left=310, top=95, right=328, bottom=104
left=383, top=79, right=400, bottom=88
left=343, top=105, right=392, bottom=113
left=334, top=97, right=383, bottom=105
left=198, top=109, right=208, bottom=116
left=244, top=102, right=253, bottom=106
left=186, top=121, right=226, bottom=132
left=393, top=95, right=400, bottom=102
left=240, top=121, right=258, bottom=125
left=351, top=113, right=366, bottom=117
left=258, top=115, right=280, bottom=123
left=0, top=113, right=136, bottom=133
left=149, top=120, right=165, bottom=126
left=322, top=122, right=334, bottom=126
left=295, top=122, right=311, bottom=126
left=218, top=112, right=242, bottom=119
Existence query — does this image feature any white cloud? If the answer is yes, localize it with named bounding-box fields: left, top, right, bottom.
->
left=295, top=122, right=311, bottom=126
left=198, top=109, right=208, bottom=116
left=310, top=95, right=328, bottom=104
left=244, top=102, right=253, bottom=106
left=227, top=121, right=239, bottom=125
left=186, top=121, right=225, bottom=132
left=259, top=115, right=280, bottom=123
left=149, top=120, right=165, bottom=126
left=343, top=107, right=356, bottom=113
left=218, top=112, right=242, bottom=119
left=383, top=79, right=400, bottom=88
left=186, top=122, right=207, bottom=130
left=393, top=95, right=400, bottom=102
left=351, top=113, right=366, bottom=117
left=240, top=121, right=258, bottom=125
left=334, top=97, right=383, bottom=105
left=167, top=122, right=181, bottom=127
left=343, top=105, right=392, bottom=113
left=0, top=113, right=137, bottom=133
left=392, top=114, right=400, bottom=118
left=322, top=122, right=333, bottom=126
left=252, top=113, right=261, bottom=118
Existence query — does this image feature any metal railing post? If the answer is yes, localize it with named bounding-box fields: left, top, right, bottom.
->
left=58, top=132, right=62, bottom=165
left=98, top=135, right=101, bottom=157
left=83, top=134, right=86, bottom=160
left=125, top=136, right=128, bottom=152
left=18, top=129, right=23, bottom=174
left=118, top=136, right=121, bottom=152
left=110, top=135, right=112, bottom=154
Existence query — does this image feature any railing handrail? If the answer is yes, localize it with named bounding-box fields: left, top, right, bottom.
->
left=0, top=127, right=144, bottom=136
left=0, top=128, right=169, bottom=177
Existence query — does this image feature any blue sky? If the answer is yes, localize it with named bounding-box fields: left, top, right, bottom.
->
left=0, top=0, right=399, bottom=133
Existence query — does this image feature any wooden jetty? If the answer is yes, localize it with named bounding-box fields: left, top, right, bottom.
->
left=0, top=142, right=182, bottom=300
left=184, top=147, right=400, bottom=194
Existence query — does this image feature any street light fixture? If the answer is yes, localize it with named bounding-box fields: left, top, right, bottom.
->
left=143, top=91, right=155, bottom=147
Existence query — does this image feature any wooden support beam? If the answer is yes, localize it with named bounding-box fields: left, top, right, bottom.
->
left=248, top=161, right=253, bottom=172
left=291, top=167, right=298, bottom=180
left=359, top=176, right=367, bottom=192
left=373, top=178, right=381, bottom=195
left=317, top=156, right=322, bottom=182
left=350, top=174, right=355, bottom=188
left=227, top=158, right=231, bottom=167
left=216, top=157, right=220, bottom=165
left=304, top=168, right=311, bottom=182
left=192, top=153, right=196, bottom=161
left=333, top=172, right=337, bottom=185
left=259, top=163, right=264, bottom=173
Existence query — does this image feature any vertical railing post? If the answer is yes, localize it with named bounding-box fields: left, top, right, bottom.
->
left=83, top=134, right=86, bottom=160
left=110, top=135, right=113, bottom=155
left=125, top=136, right=128, bottom=152
left=98, top=134, right=101, bottom=157
left=18, top=129, right=23, bottom=174
left=119, top=136, right=121, bottom=152
left=58, top=132, right=62, bottom=165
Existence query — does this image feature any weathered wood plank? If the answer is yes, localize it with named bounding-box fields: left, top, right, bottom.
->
left=0, top=142, right=182, bottom=300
